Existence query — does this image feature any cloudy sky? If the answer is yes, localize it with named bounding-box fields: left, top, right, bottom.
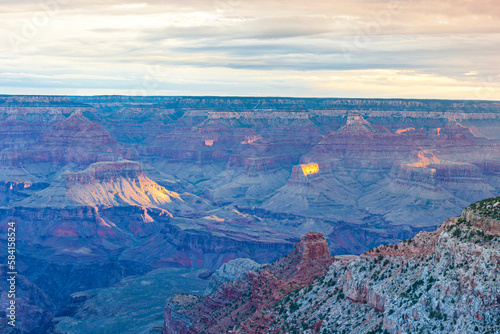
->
left=0, top=0, right=499, bottom=99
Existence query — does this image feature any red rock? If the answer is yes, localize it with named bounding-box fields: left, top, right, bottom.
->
left=162, top=232, right=333, bottom=333
left=295, top=232, right=330, bottom=260
left=1, top=112, right=135, bottom=166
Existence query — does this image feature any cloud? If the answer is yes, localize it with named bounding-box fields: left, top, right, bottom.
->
left=0, top=0, right=499, bottom=99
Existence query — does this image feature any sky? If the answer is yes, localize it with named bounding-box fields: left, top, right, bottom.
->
left=0, top=0, right=499, bottom=99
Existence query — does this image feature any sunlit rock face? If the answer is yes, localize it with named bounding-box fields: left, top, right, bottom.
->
left=62, top=161, right=188, bottom=212
left=439, top=119, right=477, bottom=138
left=406, top=149, right=441, bottom=168
left=358, top=147, right=497, bottom=228
left=300, top=162, right=319, bottom=176
left=396, top=127, right=415, bottom=134
left=13, top=160, right=194, bottom=217
left=267, top=115, right=500, bottom=228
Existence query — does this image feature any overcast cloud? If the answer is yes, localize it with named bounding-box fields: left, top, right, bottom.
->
left=0, top=0, right=499, bottom=99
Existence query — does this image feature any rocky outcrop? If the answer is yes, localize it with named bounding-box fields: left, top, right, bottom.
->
left=463, top=197, right=500, bottom=234
left=164, top=198, right=500, bottom=333
left=439, top=119, right=476, bottom=138
left=162, top=233, right=333, bottom=334
left=338, top=113, right=380, bottom=133
left=295, top=232, right=330, bottom=261
left=204, top=258, right=262, bottom=295
left=65, top=160, right=144, bottom=183
left=268, top=197, right=500, bottom=333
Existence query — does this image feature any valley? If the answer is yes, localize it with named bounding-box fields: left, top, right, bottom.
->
left=0, top=95, right=499, bottom=333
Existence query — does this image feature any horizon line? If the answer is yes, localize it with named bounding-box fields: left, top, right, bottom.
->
left=1, top=94, right=499, bottom=103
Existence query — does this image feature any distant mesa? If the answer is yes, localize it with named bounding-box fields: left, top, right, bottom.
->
left=396, top=127, right=415, bottom=134
left=339, top=112, right=378, bottom=133
left=14, top=111, right=132, bottom=165
left=204, top=139, right=215, bottom=146
left=438, top=119, right=476, bottom=137
left=15, top=160, right=191, bottom=213
left=300, top=162, right=319, bottom=176
left=407, top=148, right=441, bottom=168
left=241, top=136, right=261, bottom=144
left=65, top=160, right=146, bottom=183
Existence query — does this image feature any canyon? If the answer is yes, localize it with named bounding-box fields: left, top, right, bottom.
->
left=0, top=95, right=499, bottom=333
left=164, top=196, right=500, bottom=333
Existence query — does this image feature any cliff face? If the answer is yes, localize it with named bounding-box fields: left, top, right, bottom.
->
left=295, top=232, right=331, bottom=261
left=165, top=198, right=500, bottom=334
left=204, top=258, right=262, bottom=296
left=261, top=116, right=500, bottom=232
left=0, top=112, right=134, bottom=166
left=2, top=98, right=500, bottom=243
left=358, top=155, right=496, bottom=228
left=0, top=265, right=57, bottom=334
left=339, top=113, right=381, bottom=133
left=162, top=232, right=334, bottom=334
left=269, top=198, right=500, bottom=334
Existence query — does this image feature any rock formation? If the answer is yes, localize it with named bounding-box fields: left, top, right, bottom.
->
left=204, top=258, right=262, bottom=296
left=164, top=197, right=500, bottom=333
left=0, top=96, right=500, bottom=333
left=162, top=232, right=334, bottom=334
